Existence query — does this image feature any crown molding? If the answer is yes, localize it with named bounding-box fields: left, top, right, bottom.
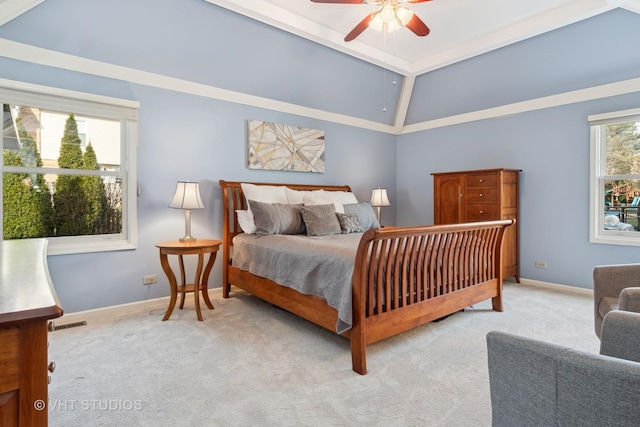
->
left=0, top=0, right=44, bottom=26
left=400, top=77, right=640, bottom=134
left=1, top=38, right=639, bottom=137
left=0, top=38, right=395, bottom=134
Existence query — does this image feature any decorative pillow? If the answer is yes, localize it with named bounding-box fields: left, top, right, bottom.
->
left=236, top=209, right=257, bottom=234
left=302, top=191, right=357, bottom=214
left=336, top=212, right=364, bottom=234
left=241, top=183, right=288, bottom=231
left=301, top=204, right=342, bottom=236
left=343, top=202, right=380, bottom=230
left=248, top=200, right=305, bottom=235
left=329, top=190, right=359, bottom=205
left=284, top=187, right=324, bottom=204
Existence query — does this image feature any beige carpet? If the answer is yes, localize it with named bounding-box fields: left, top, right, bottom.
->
left=48, top=281, right=598, bottom=426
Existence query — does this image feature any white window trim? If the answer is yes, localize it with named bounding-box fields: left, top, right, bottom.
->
left=589, top=107, right=640, bottom=246
left=0, top=78, right=139, bottom=255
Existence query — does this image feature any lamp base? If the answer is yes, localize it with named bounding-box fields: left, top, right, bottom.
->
left=180, top=209, right=196, bottom=242
left=375, top=206, right=383, bottom=226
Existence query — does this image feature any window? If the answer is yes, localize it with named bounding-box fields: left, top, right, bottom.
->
left=589, top=108, right=640, bottom=246
left=1, top=80, right=139, bottom=255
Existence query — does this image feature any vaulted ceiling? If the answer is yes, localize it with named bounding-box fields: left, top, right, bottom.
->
left=2, top=0, right=639, bottom=77
left=202, top=0, right=640, bottom=76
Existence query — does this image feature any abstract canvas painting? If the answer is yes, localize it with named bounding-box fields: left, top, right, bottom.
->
left=247, top=120, right=325, bottom=173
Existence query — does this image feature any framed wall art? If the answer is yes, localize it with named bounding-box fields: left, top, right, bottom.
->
left=247, top=120, right=325, bottom=173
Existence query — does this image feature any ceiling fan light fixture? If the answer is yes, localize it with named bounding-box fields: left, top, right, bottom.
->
left=369, top=13, right=383, bottom=31
left=379, top=4, right=395, bottom=23
left=396, top=6, right=414, bottom=26
left=369, top=3, right=414, bottom=33
left=325, top=0, right=430, bottom=41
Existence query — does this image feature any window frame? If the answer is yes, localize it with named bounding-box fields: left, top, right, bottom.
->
left=589, top=107, right=640, bottom=246
left=0, top=78, right=139, bottom=255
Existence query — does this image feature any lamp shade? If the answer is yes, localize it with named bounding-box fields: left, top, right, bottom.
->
left=370, top=188, right=390, bottom=207
left=169, top=181, right=204, bottom=210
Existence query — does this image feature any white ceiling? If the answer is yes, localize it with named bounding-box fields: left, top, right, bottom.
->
left=1, top=0, right=639, bottom=77
left=205, top=0, right=640, bottom=76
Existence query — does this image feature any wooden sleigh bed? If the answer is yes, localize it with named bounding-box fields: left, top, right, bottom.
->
left=220, top=180, right=514, bottom=375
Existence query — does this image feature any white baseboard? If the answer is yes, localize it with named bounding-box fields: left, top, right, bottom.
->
left=58, top=287, right=226, bottom=319
left=517, top=278, right=593, bottom=296
left=59, top=280, right=591, bottom=320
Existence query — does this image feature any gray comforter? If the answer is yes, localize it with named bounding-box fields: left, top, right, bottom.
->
left=232, top=233, right=363, bottom=333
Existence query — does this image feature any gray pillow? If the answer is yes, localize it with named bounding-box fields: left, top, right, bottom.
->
left=336, top=212, right=364, bottom=233
left=343, top=202, right=380, bottom=230
left=301, top=204, right=342, bottom=236
left=248, top=200, right=306, bottom=235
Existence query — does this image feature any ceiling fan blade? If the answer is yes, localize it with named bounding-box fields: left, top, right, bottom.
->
left=405, top=14, right=430, bottom=37
left=344, top=13, right=374, bottom=42
left=310, top=0, right=367, bottom=4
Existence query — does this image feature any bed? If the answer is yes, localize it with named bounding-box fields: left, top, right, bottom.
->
left=219, top=180, right=514, bottom=375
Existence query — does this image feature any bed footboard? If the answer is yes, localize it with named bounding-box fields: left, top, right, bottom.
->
left=220, top=180, right=514, bottom=375
left=350, top=220, right=514, bottom=374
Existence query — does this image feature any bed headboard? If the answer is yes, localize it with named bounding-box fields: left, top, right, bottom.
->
left=218, top=180, right=352, bottom=294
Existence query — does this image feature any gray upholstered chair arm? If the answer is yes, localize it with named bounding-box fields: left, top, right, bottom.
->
left=599, top=310, right=640, bottom=363
left=619, top=287, right=640, bottom=313
left=593, top=264, right=640, bottom=337
left=594, top=263, right=640, bottom=299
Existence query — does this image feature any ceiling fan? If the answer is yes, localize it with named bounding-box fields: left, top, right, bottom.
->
left=310, top=0, right=432, bottom=42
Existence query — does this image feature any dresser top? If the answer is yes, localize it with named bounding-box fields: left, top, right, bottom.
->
left=431, top=168, right=522, bottom=176
left=0, top=239, right=63, bottom=326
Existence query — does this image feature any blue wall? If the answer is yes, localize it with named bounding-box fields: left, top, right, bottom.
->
left=0, top=0, right=397, bottom=313
left=406, top=9, right=640, bottom=123
left=398, top=9, right=640, bottom=289
left=1, top=1, right=639, bottom=312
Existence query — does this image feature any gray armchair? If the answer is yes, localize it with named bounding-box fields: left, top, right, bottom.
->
left=487, top=310, right=640, bottom=427
left=593, top=263, right=640, bottom=338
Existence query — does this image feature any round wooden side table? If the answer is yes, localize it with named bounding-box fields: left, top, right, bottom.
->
left=155, top=239, right=221, bottom=321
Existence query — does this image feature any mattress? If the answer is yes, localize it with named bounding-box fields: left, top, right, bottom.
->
left=232, top=233, right=363, bottom=333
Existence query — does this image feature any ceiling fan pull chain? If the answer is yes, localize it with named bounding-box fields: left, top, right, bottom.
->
left=382, top=30, right=388, bottom=113
left=382, top=67, right=387, bottom=112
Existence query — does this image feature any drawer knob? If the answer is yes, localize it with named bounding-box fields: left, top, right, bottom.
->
left=479, top=179, right=484, bottom=183
left=480, top=210, right=484, bottom=214
left=48, top=321, right=55, bottom=332
left=479, top=193, right=483, bottom=197
left=48, top=361, right=56, bottom=373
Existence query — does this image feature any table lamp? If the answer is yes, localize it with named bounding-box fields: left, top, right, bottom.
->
left=370, top=187, right=390, bottom=226
left=169, top=181, right=204, bottom=241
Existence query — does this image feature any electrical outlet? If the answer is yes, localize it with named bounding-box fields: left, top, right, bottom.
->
left=535, top=261, right=547, bottom=269
left=143, top=275, right=157, bottom=285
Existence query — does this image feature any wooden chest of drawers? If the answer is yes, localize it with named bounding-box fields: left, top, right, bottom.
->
left=432, top=168, right=520, bottom=281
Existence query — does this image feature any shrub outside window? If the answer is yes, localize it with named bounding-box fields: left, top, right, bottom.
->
left=1, top=81, right=138, bottom=255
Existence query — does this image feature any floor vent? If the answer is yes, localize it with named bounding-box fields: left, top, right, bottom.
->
left=53, top=321, right=87, bottom=331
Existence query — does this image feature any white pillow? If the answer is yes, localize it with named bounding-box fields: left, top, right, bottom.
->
left=284, top=187, right=323, bottom=204
left=302, top=191, right=358, bottom=214
left=241, top=183, right=288, bottom=204
left=240, top=183, right=288, bottom=233
left=236, top=210, right=257, bottom=234
left=330, top=191, right=359, bottom=205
